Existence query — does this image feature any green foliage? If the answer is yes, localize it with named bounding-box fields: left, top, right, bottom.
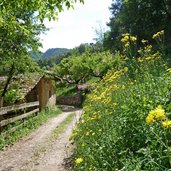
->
left=56, top=84, right=77, bottom=97
left=0, top=0, right=84, bottom=97
left=53, top=50, right=123, bottom=84
left=0, top=8, right=45, bottom=74
left=104, top=0, right=171, bottom=51
left=0, top=0, right=84, bottom=22
left=0, top=106, right=61, bottom=150
left=71, top=34, right=171, bottom=170
left=3, top=88, right=23, bottom=104
left=37, top=43, right=106, bottom=69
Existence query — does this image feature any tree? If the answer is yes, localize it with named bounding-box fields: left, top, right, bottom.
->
left=0, top=0, right=84, bottom=99
left=104, top=0, right=171, bottom=51
left=52, top=50, right=123, bottom=85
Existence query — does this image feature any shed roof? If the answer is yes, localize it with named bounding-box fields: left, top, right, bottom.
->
left=0, top=73, right=42, bottom=97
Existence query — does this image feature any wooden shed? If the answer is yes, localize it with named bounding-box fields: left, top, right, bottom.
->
left=0, top=74, right=56, bottom=110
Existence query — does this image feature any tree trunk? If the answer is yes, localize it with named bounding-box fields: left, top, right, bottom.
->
left=1, top=64, right=15, bottom=98
left=0, top=97, right=3, bottom=108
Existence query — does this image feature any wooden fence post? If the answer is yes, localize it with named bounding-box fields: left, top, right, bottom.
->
left=0, top=101, right=39, bottom=129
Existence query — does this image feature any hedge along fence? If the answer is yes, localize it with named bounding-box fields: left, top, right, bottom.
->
left=0, top=101, right=39, bottom=134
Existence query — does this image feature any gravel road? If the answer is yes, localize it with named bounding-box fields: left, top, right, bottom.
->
left=0, top=108, right=82, bottom=171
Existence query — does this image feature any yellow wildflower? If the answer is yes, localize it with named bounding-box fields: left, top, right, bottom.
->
left=145, top=56, right=152, bottom=60
left=152, top=33, right=157, bottom=39
left=121, top=36, right=129, bottom=43
left=122, top=33, right=130, bottom=37
left=155, top=108, right=165, bottom=120
left=138, top=49, right=142, bottom=53
left=144, top=45, right=152, bottom=52
left=167, top=68, right=171, bottom=73
left=130, top=36, right=137, bottom=42
left=152, top=51, right=160, bottom=58
left=146, top=105, right=165, bottom=125
left=75, top=157, right=83, bottom=165
left=125, top=42, right=130, bottom=47
left=148, top=110, right=156, bottom=116
left=161, top=30, right=164, bottom=34
left=156, top=105, right=162, bottom=109
left=141, top=39, right=148, bottom=44
left=146, top=114, right=154, bottom=124
left=162, top=120, right=171, bottom=128
left=152, top=30, right=164, bottom=39
left=138, top=58, right=143, bottom=62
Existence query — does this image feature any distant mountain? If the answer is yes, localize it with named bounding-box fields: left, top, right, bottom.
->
left=41, top=48, right=70, bottom=59
left=29, top=51, right=43, bottom=60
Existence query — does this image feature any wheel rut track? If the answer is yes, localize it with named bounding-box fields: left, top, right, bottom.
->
left=0, top=109, right=82, bottom=171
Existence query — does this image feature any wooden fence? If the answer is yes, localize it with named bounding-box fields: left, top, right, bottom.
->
left=0, top=101, right=39, bottom=129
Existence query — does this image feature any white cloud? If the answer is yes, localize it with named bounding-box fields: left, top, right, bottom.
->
left=40, top=0, right=112, bottom=52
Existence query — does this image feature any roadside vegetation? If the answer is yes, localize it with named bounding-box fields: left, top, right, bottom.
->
left=0, top=107, right=61, bottom=150
left=70, top=31, right=171, bottom=170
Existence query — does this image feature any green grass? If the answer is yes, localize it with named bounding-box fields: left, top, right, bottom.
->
left=56, top=84, right=77, bottom=97
left=51, top=112, right=76, bottom=140
left=0, top=106, right=61, bottom=150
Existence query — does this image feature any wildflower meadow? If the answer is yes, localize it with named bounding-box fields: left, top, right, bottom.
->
left=71, top=31, right=171, bottom=170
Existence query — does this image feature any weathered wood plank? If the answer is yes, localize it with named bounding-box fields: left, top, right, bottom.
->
left=0, top=101, right=39, bottom=116
left=0, top=114, right=39, bottom=136
left=0, top=108, right=39, bottom=127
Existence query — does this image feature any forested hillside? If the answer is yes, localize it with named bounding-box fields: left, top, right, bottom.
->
left=37, top=43, right=102, bottom=68
left=41, top=48, right=69, bottom=58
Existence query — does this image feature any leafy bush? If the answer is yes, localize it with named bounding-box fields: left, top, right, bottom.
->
left=3, top=88, right=24, bottom=104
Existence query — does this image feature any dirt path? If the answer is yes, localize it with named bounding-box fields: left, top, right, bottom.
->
left=0, top=108, right=82, bottom=171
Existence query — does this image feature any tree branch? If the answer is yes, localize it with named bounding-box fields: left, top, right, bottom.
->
left=1, top=64, right=15, bottom=97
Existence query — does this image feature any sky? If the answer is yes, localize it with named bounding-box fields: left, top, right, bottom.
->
left=40, top=0, right=113, bottom=52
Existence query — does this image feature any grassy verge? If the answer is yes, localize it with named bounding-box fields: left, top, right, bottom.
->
left=0, top=106, right=61, bottom=150
left=51, top=112, right=76, bottom=140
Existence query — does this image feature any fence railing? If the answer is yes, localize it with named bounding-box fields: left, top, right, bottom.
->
left=0, top=101, right=39, bottom=128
